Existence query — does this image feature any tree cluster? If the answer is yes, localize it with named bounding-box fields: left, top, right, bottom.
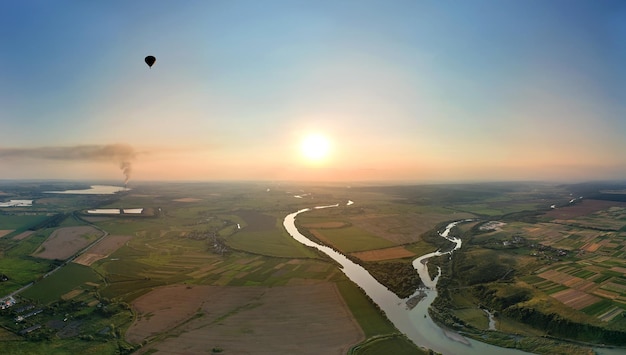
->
left=364, top=261, right=424, bottom=298
left=504, top=305, right=626, bottom=345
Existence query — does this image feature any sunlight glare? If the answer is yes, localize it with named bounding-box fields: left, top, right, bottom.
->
left=301, top=134, right=331, bottom=162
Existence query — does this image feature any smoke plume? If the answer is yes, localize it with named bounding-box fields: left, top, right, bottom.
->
left=0, top=144, right=137, bottom=184
left=119, top=161, right=132, bottom=185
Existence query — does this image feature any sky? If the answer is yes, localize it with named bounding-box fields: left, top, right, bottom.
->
left=1, top=0, right=625, bottom=184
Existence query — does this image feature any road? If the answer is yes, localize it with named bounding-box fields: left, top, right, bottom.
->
left=1, top=211, right=109, bottom=300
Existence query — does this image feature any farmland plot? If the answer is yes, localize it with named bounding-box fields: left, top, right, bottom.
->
left=73, top=235, right=132, bottom=266
left=310, top=226, right=395, bottom=252
left=12, top=230, right=34, bottom=240
left=33, top=226, right=102, bottom=260
left=544, top=200, right=626, bottom=231
left=349, top=212, right=474, bottom=244
left=128, top=283, right=364, bottom=355
left=544, top=200, right=624, bottom=218
left=351, top=246, right=416, bottom=261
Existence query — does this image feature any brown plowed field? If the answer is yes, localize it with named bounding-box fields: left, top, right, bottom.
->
left=539, top=270, right=596, bottom=292
left=552, top=289, right=601, bottom=310
left=33, top=226, right=101, bottom=260
left=582, top=243, right=601, bottom=252
left=539, top=270, right=576, bottom=284
left=593, top=289, right=620, bottom=300
left=0, top=230, right=13, bottom=238
left=74, top=235, right=132, bottom=266
left=12, top=230, right=34, bottom=240
left=128, top=283, right=364, bottom=354
left=351, top=246, right=416, bottom=261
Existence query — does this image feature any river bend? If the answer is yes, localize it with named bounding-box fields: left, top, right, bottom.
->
left=283, top=203, right=529, bottom=355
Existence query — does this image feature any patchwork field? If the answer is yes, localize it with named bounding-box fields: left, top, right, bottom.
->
left=3, top=181, right=625, bottom=355
left=522, top=223, right=575, bottom=247
left=551, top=288, right=601, bottom=310
left=129, top=283, right=365, bottom=354
left=545, top=200, right=626, bottom=231
left=503, top=200, right=626, bottom=325
left=97, top=243, right=343, bottom=303
left=33, top=226, right=102, bottom=260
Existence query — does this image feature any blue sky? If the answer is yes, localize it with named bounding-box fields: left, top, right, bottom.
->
left=1, top=1, right=625, bottom=182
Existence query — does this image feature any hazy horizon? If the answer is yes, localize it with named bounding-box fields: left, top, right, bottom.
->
left=1, top=1, right=625, bottom=183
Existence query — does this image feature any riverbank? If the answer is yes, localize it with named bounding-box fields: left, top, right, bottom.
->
left=284, top=203, right=530, bottom=355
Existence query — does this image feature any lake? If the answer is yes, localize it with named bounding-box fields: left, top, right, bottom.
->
left=44, top=185, right=130, bottom=195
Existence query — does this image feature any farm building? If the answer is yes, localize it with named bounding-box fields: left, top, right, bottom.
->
left=0, top=296, right=16, bottom=309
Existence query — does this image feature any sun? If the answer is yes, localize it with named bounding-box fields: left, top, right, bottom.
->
left=300, top=134, right=331, bottom=162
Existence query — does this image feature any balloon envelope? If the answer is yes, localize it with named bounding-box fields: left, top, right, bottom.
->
left=145, top=56, right=156, bottom=68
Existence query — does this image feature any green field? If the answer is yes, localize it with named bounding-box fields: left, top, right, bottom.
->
left=225, top=229, right=320, bottom=257
left=335, top=279, right=397, bottom=337
left=308, top=225, right=396, bottom=252
left=21, top=263, right=102, bottom=304
left=0, top=257, right=53, bottom=294
left=455, top=308, right=491, bottom=329
left=0, top=215, right=49, bottom=232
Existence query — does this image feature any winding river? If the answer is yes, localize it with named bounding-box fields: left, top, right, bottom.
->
left=283, top=202, right=530, bottom=355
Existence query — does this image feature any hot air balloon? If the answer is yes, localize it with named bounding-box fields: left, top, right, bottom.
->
left=145, top=56, right=156, bottom=68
